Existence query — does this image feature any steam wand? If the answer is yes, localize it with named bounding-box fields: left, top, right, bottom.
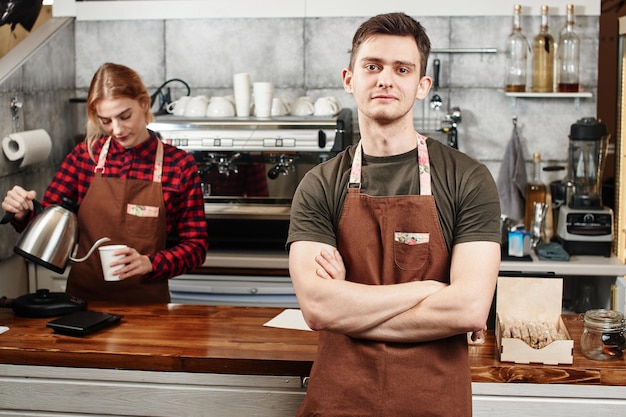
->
left=438, top=106, right=462, bottom=149
left=268, top=155, right=294, bottom=179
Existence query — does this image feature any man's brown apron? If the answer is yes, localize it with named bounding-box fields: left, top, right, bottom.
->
left=298, top=135, right=472, bottom=417
left=66, top=136, right=170, bottom=303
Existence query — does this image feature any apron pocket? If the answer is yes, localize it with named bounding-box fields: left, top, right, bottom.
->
left=125, top=204, right=160, bottom=238
left=393, top=232, right=429, bottom=270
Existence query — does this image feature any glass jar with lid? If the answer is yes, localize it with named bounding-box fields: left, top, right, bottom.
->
left=580, top=309, right=626, bottom=361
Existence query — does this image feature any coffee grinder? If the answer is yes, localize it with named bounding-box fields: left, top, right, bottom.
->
left=556, top=117, right=613, bottom=256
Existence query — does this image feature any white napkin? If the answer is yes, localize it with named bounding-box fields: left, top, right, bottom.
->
left=263, top=309, right=312, bottom=331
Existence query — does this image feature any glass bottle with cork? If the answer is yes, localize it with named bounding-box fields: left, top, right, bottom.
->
left=532, top=5, right=554, bottom=92
left=524, top=152, right=547, bottom=231
left=556, top=3, right=580, bottom=92
left=505, top=4, right=528, bottom=92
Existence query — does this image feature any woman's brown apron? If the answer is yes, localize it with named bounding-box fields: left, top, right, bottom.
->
left=298, top=135, right=472, bottom=417
left=66, top=136, right=170, bottom=303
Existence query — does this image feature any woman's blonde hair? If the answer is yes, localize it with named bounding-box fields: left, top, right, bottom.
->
left=85, top=63, right=153, bottom=161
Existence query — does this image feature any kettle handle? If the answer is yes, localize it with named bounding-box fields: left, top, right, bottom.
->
left=0, top=199, right=44, bottom=225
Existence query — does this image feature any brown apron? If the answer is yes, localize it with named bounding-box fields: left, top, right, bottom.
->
left=298, top=135, right=472, bottom=417
left=66, top=136, right=170, bottom=303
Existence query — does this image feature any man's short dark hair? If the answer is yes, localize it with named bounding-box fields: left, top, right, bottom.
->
left=349, top=12, right=431, bottom=77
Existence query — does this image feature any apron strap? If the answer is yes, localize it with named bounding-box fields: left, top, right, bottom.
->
left=348, top=141, right=364, bottom=188
left=94, top=137, right=112, bottom=174
left=153, top=140, right=164, bottom=183
left=416, top=133, right=432, bottom=196
left=93, top=135, right=164, bottom=184
left=348, top=134, right=432, bottom=196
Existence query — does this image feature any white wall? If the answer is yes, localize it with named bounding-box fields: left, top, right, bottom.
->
left=53, top=0, right=601, bottom=19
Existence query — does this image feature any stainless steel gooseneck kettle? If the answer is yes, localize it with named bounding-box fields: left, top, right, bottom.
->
left=1, top=198, right=110, bottom=273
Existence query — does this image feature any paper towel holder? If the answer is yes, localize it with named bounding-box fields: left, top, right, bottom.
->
left=10, top=95, right=22, bottom=132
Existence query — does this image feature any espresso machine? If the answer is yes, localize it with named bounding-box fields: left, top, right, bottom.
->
left=148, top=109, right=353, bottom=251
left=556, top=117, right=613, bottom=256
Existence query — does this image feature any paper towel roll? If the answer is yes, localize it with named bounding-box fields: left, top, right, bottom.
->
left=2, top=129, right=52, bottom=168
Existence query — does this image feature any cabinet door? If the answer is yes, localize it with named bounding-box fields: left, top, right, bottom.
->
left=473, top=396, right=626, bottom=417
left=472, top=383, right=626, bottom=417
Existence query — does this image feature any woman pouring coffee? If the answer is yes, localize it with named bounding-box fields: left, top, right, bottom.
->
left=1, top=63, right=208, bottom=303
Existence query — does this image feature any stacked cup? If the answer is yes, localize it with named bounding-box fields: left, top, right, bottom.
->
left=233, top=73, right=252, bottom=117
left=253, top=82, right=274, bottom=118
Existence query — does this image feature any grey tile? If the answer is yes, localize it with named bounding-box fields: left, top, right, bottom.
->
left=450, top=16, right=510, bottom=89
left=0, top=68, right=23, bottom=93
left=304, top=17, right=360, bottom=89
left=23, top=21, right=75, bottom=91
left=0, top=11, right=604, bottom=231
left=75, top=20, right=165, bottom=89
left=165, top=18, right=304, bottom=89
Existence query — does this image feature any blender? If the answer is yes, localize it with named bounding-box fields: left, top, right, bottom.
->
left=556, top=117, right=613, bottom=256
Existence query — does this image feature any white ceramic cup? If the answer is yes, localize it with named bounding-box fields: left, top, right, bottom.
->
left=253, top=82, right=274, bottom=118
left=233, top=73, right=252, bottom=117
left=314, top=96, right=341, bottom=116
left=271, top=97, right=291, bottom=116
left=183, top=95, right=209, bottom=117
left=166, top=96, right=191, bottom=116
left=98, top=244, right=127, bottom=281
left=291, top=96, right=315, bottom=116
left=206, top=96, right=236, bottom=117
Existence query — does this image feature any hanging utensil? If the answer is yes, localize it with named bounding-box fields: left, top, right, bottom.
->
left=430, top=58, right=443, bottom=110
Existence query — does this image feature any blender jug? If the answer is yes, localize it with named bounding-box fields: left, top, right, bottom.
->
left=568, top=117, right=609, bottom=209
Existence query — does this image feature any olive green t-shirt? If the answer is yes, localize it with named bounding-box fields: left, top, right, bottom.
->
left=287, top=138, right=501, bottom=253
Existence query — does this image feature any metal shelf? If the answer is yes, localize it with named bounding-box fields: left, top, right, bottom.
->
left=505, top=91, right=593, bottom=110
left=432, top=48, right=498, bottom=54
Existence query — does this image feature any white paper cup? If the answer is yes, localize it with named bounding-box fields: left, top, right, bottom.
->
left=253, top=82, right=274, bottom=118
left=99, top=244, right=127, bottom=281
left=233, top=73, right=252, bottom=117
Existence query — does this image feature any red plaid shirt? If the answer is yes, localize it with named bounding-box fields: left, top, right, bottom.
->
left=41, top=132, right=208, bottom=280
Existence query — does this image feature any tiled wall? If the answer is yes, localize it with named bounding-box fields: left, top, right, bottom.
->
left=0, top=12, right=600, bottom=270
left=0, top=19, right=77, bottom=263
left=74, top=13, right=598, bottom=180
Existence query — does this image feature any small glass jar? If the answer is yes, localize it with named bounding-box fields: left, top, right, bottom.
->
left=580, top=309, right=626, bottom=361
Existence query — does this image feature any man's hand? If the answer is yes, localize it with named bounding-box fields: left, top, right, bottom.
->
left=315, top=248, right=346, bottom=280
left=469, top=324, right=487, bottom=345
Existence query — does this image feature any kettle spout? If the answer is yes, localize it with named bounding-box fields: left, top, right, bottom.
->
left=70, top=237, right=111, bottom=263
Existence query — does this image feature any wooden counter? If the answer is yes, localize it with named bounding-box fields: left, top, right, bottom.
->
left=0, top=303, right=318, bottom=377
left=1, top=304, right=625, bottom=417
left=1, top=304, right=624, bottom=382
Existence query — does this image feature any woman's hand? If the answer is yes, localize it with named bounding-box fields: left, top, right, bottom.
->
left=110, top=246, right=154, bottom=280
left=1, top=186, right=36, bottom=221
left=315, top=248, right=346, bottom=280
